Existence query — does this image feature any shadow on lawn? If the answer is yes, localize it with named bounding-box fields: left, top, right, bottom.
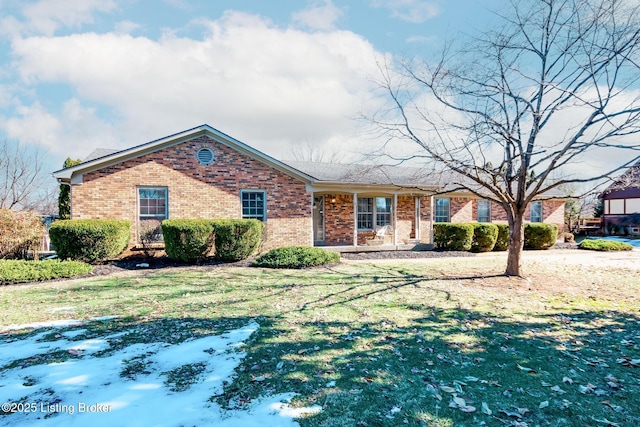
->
left=3, top=263, right=639, bottom=427
left=212, top=266, right=640, bottom=427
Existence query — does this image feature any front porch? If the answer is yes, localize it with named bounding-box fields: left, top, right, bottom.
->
left=321, top=242, right=434, bottom=253
left=311, top=191, right=434, bottom=248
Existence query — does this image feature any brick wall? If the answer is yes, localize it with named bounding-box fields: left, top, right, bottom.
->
left=542, top=200, right=565, bottom=229
left=450, top=197, right=473, bottom=222
left=396, top=195, right=415, bottom=242
left=323, top=194, right=354, bottom=246
left=71, top=136, right=311, bottom=250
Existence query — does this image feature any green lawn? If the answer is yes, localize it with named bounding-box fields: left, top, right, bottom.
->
left=1, top=256, right=639, bottom=426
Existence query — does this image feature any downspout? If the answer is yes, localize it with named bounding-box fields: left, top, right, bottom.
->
left=393, top=193, right=398, bottom=247
left=353, top=192, right=358, bottom=247
left=430, top=195, right=435, bottom=245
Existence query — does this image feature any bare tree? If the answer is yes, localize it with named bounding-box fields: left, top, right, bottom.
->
left=0, top=140, right=55, bottom=213
left=289, top=140, right=344, bottom=163
left=372, top=0, right=640, bottom=276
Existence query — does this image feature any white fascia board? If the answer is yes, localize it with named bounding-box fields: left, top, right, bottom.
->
left=51, top=124, right=315, bottom=185
left=307, top=183, right=439, bottom=194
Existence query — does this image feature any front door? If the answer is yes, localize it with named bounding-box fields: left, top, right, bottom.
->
left=313, top=196, right=325, bottom=245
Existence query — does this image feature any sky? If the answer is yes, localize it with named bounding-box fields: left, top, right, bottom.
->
left=0, top=318, right=322, bottom=426
left=0, top=0, right=504, bottom=178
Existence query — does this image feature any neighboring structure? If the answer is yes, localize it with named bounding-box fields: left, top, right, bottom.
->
left=600, top=160, right=640, bottom=236
left=53, top=125, right=565, bottom=251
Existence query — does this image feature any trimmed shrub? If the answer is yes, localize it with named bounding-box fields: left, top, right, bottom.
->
left=0, top=259, right=93, bottom=284
left=579, top=239, right=633, bottom=251
left=49, top=220, right=130, bottom=262
left=524, top=223, right=558, bottom=250
left=254, top=246, right=340, bottom=269
left=162, top=219, right=215, bottom=263
left=470, top=223, right=499, bottom=252
left=213, top=219, right=264, bottom=262
left=433, top=223, right=474, bottom=251
left=493, top=223, right=510, bottom=251
left=0, top=210, right=44, bottom=259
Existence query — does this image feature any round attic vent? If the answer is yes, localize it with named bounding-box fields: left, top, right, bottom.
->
left=196, top=148, right=214, bottom=165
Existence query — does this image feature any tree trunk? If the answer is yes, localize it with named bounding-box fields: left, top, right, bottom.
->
left=505, top=213, right=525, bottom=276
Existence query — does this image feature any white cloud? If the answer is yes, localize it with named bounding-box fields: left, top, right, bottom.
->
left=370, top=0, right=440, bottom=24
left=292, top=0, right=344, bottom=31
left=1, top=99, right=118, bottom=159
left=114, top=20, right=141, bottom=35
left=20, top=0, right=117, bottom=36
left=5, top=11, right=388, bottom=162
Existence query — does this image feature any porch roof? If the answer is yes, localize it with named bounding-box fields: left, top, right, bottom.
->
left=283, top=160, right=438, bottom=191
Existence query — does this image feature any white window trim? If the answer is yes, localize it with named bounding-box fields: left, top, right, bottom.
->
left=138, top=186, right=169, bottom=220
left=478, top=199, right=491, bottom=222
left=434, top=197, right=451, bottom=223
left=357, top=196, right=392, bottom=231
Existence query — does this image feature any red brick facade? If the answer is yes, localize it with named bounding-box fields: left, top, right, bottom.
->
left=67, top=131, right=564, bottom=251
left=71, top=136, right=311, bottom=250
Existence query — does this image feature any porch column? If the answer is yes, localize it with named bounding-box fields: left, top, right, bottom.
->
left=310, top=192, right=315, bottom=246
left=430, top=195, right=435, bottom=244
left=353, top=192, right=358, bottom=246
left=415, top=196, right=421, bottom=241
left=393, top=193, right=398, bottom=246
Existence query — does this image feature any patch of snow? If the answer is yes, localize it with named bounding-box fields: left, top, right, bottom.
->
left=0, top=320, right=320, bottom=426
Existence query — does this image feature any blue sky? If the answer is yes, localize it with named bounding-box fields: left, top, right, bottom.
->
left=0, top=0, right=506, bottom=177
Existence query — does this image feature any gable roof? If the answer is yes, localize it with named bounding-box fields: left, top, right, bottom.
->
left=282, top=161, right=435, bottom=187
left=52, top=124, right=315, bottom=184
left=602, top=159, right=640, bottom=194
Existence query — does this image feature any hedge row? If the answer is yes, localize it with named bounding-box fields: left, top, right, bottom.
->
left=579, top=239, right=633, bottom=251
left=0, top=259, right=93, bottom=284
left=50, top=220, right=130, bottom=263
left=162, top=219, right=264, bottom=263
left=253, top=246, right=340, bottom=269
left=434, top=223, right=558, bottom=252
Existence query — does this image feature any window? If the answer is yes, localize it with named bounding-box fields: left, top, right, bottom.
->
left=530, top=201, right=543, bottom=222
left=434, top=198, right=450, bottom=222
left=357, top=197, right=392, bottom=230
left=376, top=197, right=392, bottom=227
left=138, top=187, right=168, bottom=242
left=241, top=190, right=266, bottom=221
left=357, top=198, right=373, bottom=230
left=477, top=199, right=491, bottom=222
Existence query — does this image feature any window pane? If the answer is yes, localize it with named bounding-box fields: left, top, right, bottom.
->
left=241, top=191, right=266, bottom=220
left=478, top=200, right=491, bottom=222
left=375, top=197, right=392, bottom=227
left=530, top=201, right=542, bottom=222
left=357, top=198, right=373, bottom=230
left=435, top=198, right=450, bottom=222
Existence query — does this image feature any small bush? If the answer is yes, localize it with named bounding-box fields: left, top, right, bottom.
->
left=493, top=223, right=510, bottom=251
left=470, top=223, right=499, bottom=252
left=524, top=223, right=558, bottom=250
left=560, top=232, right=575, bottom=243
left=0, top=210, right=44, bottom=259
left=433, top=223, right=474, bottom=251
left=579, top=239, right=633, bottom=251
left=49, top=220, right=130, bottom=262
left=213, top=219, right=264, bottom=262
left=0, top=259, right=93, bottom=284
left=162, top=219, right=215, bottom=263
left=254, top=246, right=340, bottom=269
